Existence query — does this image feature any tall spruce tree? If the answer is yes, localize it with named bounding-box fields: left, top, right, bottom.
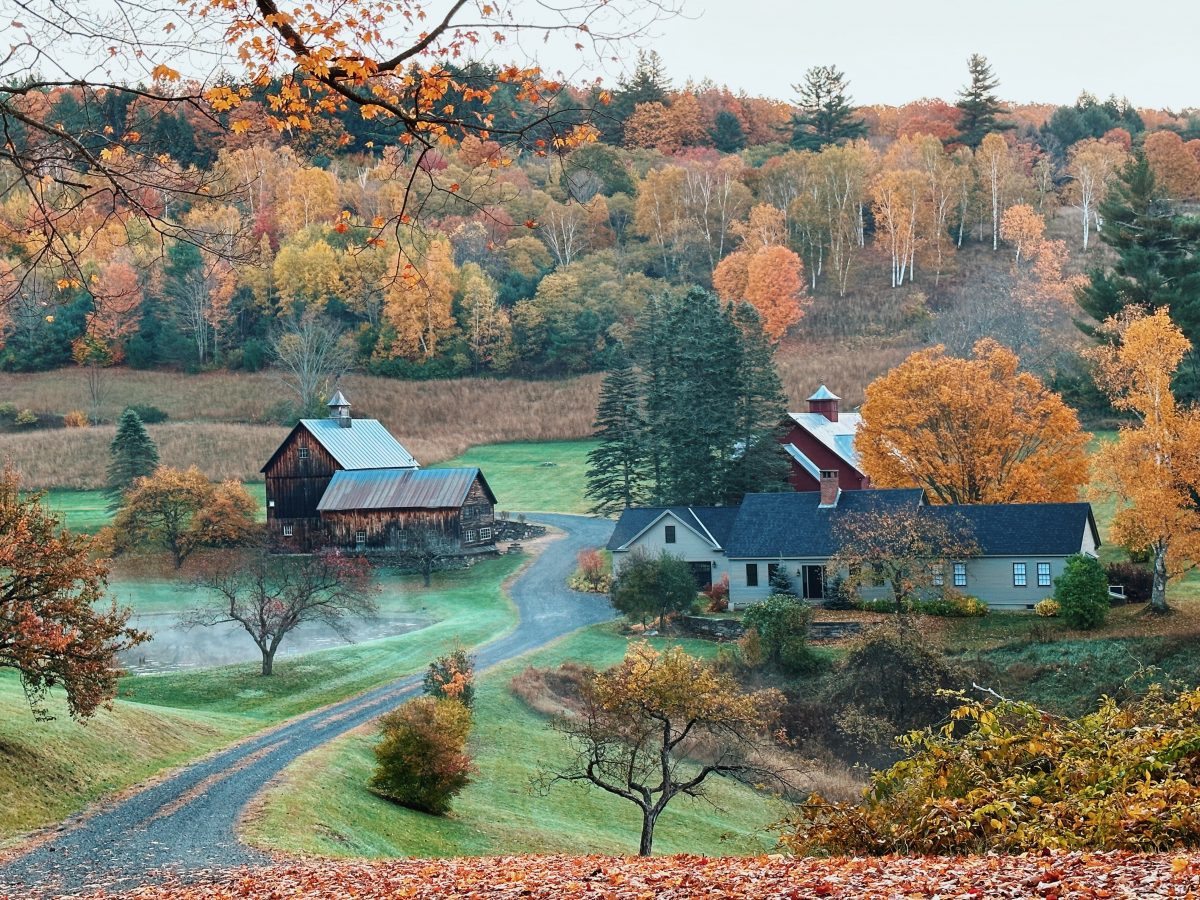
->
left=726, top=302, right=790, bottom=502
left=585, top=349, right=648, bottom=515
left=953, top=54, right=1013, bottom=149
left=789, top=65, right=866, bottom=151
left=1077, top=152, right=1200, bottom=397
left=600, top=50, right=672, bottom=143
left=106, top=408, right=159, bottom=509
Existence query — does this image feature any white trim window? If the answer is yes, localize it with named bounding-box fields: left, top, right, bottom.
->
left=1013, top=562, right=1027, bottom=587
left=298, top=446, right=309, bottom=460
left=953, top=562, right=967, bottom=587
left=464, top=529, right=476, bottom=543
left=355, top=530, right=367, bottom=550
left=479, top=526, right=492, bottom=541
left=931, top=564, right=944, bottom=587
left=1037, top=562, right=1052, bottom=588
left=282, top=525, right=293, bottom=537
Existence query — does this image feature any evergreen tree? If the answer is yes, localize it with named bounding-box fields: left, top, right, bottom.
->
left=601, top=51, right=672, bottom=143
left=633, top=293, right=676, bottom=505
left=710, top=110, right=747, bottom=153
left=726, top=302, right=790, bottom=502
left=789, top=65, right=866, bottom=151
left=106, top=409, right=159, bottom=509
left=585, top=348, right=648, bottom=515
left=953, top=54, right=1013, bottom=149
left=1077, top=153, right=1200, bottom=397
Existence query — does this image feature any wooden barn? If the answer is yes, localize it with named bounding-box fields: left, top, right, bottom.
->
left=779, top=385, right=871, bottom=493
left=261, top=391, right=497, bottom=554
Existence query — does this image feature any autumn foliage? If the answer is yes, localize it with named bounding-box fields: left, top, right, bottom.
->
left=787, top=685, right=1200, bottom=856
left=857, top=340, right=1090, bottom=504
left=370, top=696, right=474, bottom=816
left=0, top=463, right=145, bottom=720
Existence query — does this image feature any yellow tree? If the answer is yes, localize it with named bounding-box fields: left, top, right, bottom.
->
left=871, top=168, right=927, bottom=287
left=381, top=238, right=456, bottom=360
left=624, top=102, right=681, bottom=154
left=858, top=340, right=1091, bottom=504
left=1090, top=308, right=1200, bottom=613
left=1143, top=131, right=1200, bottom=202
left=1067, top=139, right=1128, bottom=250
left=744, top=245, right=807, bottom=343
left=998, top=203, right=1045, bottom=265
left=976, top=133, right=1017, bottom=251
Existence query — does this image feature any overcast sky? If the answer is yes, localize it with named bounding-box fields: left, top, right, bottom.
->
left=575, top=0, right=1200, bottom=110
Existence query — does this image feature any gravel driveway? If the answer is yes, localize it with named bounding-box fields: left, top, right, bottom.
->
left=0, top=513, right=615, bottom=899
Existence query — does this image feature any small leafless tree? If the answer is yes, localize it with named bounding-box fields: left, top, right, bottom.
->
left=397, top=526, right=460, bottom=588
left=184, top=549, right=379, bottom=675
left=272, top=314, right=357, bottom=416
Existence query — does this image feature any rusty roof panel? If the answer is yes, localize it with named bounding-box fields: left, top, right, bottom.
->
left=317, top=467, right=485, bottom=512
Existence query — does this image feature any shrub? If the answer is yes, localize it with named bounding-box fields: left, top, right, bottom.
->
left=703, top=574, right=730, bottom=613
left=821, top=573, right=856, bottom=611
left=1055, top=554, right=1109, bottom=630
left=742, top=594, right=822, bottom=675
left=62, top=410, right=90, bottom=428
left=0, top=402, right=15, bottom=419
left=610, top=550, right=697, bottom=628
left=856, top=596, right=913, bottom=614
left=14, top=409, right=37, bottom=427
left=423, top=648, right=475, bottom=708
left=124, top=404, right=168, bottom=424
left=1105, top=561, right=1152, bottom=604
left=570, top=548, right=612, bottom=593
left=369, top=696, right=474, bottom=815
left=785, top=686, right=1200, bottom=855
left=1035, top=598, right=1061, bottom=617
left=768, top=565, right=798, bottom=597
left=916, top=593, right=988, bottom=618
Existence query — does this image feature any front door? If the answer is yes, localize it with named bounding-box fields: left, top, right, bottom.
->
left=688, top=561, right=713, bottom=590
left=802, top=565, right=824, bottom=600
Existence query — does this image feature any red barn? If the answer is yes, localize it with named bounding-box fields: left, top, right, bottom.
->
left=779, top=385, right=870, bottom=493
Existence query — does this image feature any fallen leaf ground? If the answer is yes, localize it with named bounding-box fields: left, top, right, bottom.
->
left=53, top=851, right=1200, bottom=899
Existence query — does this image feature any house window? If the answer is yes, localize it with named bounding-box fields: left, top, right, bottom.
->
left=931, top=564, right=944, bottom=587
left=479, top=526, right=492, bottom=541
left=1037, top=562, right=1052, bottom=587
left=355, top=530, right=367, bottom=550
left=664, top=525, right=676, bottom=544
left=746, top=563, right=759, bottom=587
left=1013, top=562, right=1027, bottom=587
left=298, top=446, right=309, bottom=460
left=464, top=529, right=476, bottom=543
left=282, top=525, right=293, bottom=537
left=953, top=562, right=967, bottom=587
left=463, top=506, right=477, bottom=520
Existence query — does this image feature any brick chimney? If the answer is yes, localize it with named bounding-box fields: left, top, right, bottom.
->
left=819, top=469, right=840, bottom=507
left=807, top=384, right=840, bottom=422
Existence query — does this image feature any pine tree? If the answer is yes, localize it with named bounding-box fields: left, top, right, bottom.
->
left=953, top=54, right=1013, bottom=149
left=726, top=303, right=790, bottom=502
left=106, top=408, right=159, bottom=509
left=585, top=349, right=648, bottom=515
left=601, top=51, right=672, bottom=143
left=710, top=111, right=746, bottom=153
left=789, top=65, right=866, bottom=151
left=1077, top=153, right=1200, bottom=397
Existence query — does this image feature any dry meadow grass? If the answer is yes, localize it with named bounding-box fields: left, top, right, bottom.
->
left=0, top=340, right=914, bottom=489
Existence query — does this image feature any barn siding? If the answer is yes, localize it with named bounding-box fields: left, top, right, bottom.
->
left=265, top=424, right=341, bottom=551
left=779, top=422, right=869, bottom=492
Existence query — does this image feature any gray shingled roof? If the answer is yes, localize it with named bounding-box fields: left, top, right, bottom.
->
left=725, top=489, right=926, bottom=558
left=298, top=418, right=418, bottom=470
left=926, top=503, right=1099, bottom=557
left=318, top=467, right=494, bottom=512
left=607, top=506, right=740, bottom=552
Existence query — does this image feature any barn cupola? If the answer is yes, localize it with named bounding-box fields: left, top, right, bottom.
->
left=327, top=390, right=352, bottom=428
left=807, top=384, right=840, bottom=422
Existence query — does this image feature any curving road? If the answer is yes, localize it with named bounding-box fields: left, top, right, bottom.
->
left=0, top=514, right=615, bottom=899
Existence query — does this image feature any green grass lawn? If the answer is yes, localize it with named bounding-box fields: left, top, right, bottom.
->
left=243, top=623, right=789, bottom=859
left=119, top=554, right=523, bottom=723
left=435, top=440, right=596, bottom=514
left=0, top=673, right=251, bottom=848
left=42, top=483, right=268, bottom=534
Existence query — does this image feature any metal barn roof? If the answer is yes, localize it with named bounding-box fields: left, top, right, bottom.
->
left=298, top=418, right=419, bottom=470
left=317, top=467, right=494, bottom=512
left=786, top=411, right=864, bottom=470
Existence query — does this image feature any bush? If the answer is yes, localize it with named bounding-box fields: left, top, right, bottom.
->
left=1105, top=562, right=1152, bottom=604
left=14, top=409, right=37, bottom=427
left=610, top=550, right=697, bottom=628
left=124, top=404, right=168, bottom=424
left=369, top=696, right=474, bottom=815
left=785, top=686, right=1200, bottom=855
left=916, top=593, right=988, bottom=618
left=1055, top=554, right=1109, bottom=630
left=570, top=548, right=612, bottom=593
left=856, top=596, right=913, bottom=614
left=1035, top=598, right=1061, bottom=617
left=62, top=409, right=89, bottom=428
left=423, top=648, right=475, bottom=709
left=768, top=565, right=798, bottom=597
left=741, top=594, right=822, bottom=675
left=703, top=574, right=730, bottom=613
left=0, top=402, right=15, bottom=420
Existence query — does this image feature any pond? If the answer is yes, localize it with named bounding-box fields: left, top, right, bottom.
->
left=118, top=610, right=432, bottom=675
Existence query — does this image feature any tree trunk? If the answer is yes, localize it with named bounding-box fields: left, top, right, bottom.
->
left=638, top=808, right=659, bottom=856
left=423, top=560, right=432, bottom=588
left=1150, top=543, right=1170, bottom=614
left=262, top=645, right=277, bottom=676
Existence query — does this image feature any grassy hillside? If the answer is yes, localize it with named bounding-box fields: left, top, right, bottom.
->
left=244, top=624, right=788, bottom=859
left=0, top=674, right=250, bottom=848
left=434, top=441, right=596, bottom=514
